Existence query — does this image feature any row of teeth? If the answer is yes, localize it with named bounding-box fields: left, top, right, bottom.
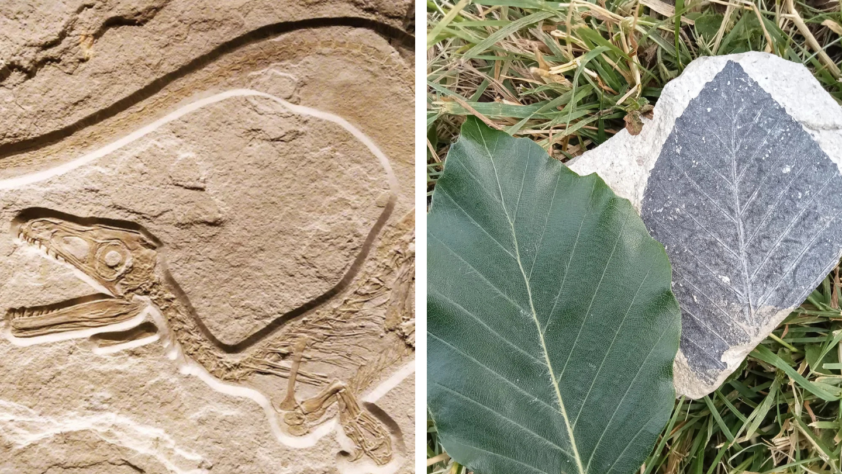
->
left=9, top=229, right=64, bottom=322
left=17, top=233, right=66, bottom=263
left=6, top=306, right=62, bottom=321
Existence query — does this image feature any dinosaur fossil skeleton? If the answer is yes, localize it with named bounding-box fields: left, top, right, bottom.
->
left=4, top=210, right=413, bottom=465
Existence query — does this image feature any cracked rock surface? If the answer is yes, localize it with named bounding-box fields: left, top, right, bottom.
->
left=570, top=52, right=842, bottom=399
left=0, top=0, right=413, bottom=148
left=0, top=1, right=415, bottom=473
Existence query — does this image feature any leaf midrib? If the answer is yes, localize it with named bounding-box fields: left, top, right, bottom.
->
left=672, top=96, right=840, bottom=319
left=479, top=131, right=587, bottom=474
left=728, top=112, right=755, bottom=320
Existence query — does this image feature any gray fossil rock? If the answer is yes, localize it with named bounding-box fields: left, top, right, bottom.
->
left=569, top=53, right=842, bottom=399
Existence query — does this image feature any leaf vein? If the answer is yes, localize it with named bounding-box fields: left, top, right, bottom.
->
left=442, top=438, right=551, bottom=474
left=432, top=382, right=575, bottom=458
left=572, top=268, right=652, bottom=430
left=749, top=173, right=836, bottom=283
left=438, top=186, right=516, bottom=259
left=665, top=153, right=737, bottom=224
left=429, top=232, right=525, bottom=313
left=544, top=177, right=598, bottom=334
left=430, top=288, right=545, bottom=366
left=479, top=129, right=586, bottom=474
left=428, top=331, right=563, bottom=416
left=585, top=320, right=675, bottom=472
left=557, top=210, right=632, bottom=383
left=528, top=172, right=562, bottom=280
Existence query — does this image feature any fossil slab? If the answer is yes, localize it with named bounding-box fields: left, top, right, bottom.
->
left=569, top=53, right=842, bottom=399
left=0, top=3, right=414, bottom=473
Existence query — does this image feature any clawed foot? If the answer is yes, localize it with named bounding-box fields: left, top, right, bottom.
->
left=274, top=338, right=393, bottom=465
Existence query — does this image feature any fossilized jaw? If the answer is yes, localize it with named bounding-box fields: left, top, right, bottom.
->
left=16, top=216, right=158, bottom=296
left=7, top=296, right=147, bottom=338
left=8, top=215, right=159, bottom=338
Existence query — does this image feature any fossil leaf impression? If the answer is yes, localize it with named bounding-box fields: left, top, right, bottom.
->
left=428, top=117, right=681, bottom=474
left=570, top=53, right=842, bottom=398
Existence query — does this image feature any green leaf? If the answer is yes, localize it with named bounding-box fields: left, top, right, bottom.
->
left=427, top=118, right=682, bottom=474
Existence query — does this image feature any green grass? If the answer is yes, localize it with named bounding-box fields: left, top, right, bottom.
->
left=426, top=0, right=842, bottom=195
left=426, top=0, right=842, bottom=472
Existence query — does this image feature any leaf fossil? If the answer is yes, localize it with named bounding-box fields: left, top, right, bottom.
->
left=640, top=61, right=842, bottom=388
left=428, top=118, right=681, bottom=474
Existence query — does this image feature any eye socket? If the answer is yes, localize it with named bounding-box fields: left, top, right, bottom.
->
left=94, top=241, right=132, bottom=281
left=104, top=250, right=123, bottom=267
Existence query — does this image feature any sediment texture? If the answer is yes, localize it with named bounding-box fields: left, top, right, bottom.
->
left=0, top=2, right=414, bottom=472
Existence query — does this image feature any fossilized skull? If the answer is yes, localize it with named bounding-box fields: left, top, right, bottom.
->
left=16, top=216, right=158, bottom=296
left=7, top=213, right=159, bottom=338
